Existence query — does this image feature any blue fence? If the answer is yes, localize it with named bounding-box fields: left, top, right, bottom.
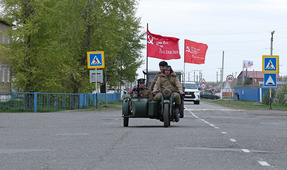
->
left=0, top=92, right=121, bottom=112
left=234, top=88, right=273, bottom=102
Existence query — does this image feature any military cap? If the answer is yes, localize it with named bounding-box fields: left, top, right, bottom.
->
left=159, top=61, right=168, bottom=67
left=164, top=65, right=172, bottom=71
left=137, top=78, right=146, bottom=84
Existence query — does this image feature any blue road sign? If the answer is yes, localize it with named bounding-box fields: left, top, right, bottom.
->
left=87, top=51, right=105, bottom=69
left=262, top=55, right=279, bottom=73
left=264, top=73, right=277, bottom=87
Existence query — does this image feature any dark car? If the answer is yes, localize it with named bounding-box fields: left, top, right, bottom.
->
left=200, top=90, right=220, bottom=99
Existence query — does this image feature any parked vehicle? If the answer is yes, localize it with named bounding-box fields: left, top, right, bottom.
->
left=122, top=89, right=184, bottom=127
left=183, top=82, right=200, bottom=104
left=200, top=90, right=220, bottom=99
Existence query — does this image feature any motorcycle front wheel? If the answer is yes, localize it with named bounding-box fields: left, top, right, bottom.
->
left=163, top=103, right=170, bottom=127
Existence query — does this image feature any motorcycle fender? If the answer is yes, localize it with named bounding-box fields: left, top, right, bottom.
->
left=169, top=95, right=175, bottom=116
left=161, top=99, right=169, bottom=113
left=122, top=98, right=130, bottom=117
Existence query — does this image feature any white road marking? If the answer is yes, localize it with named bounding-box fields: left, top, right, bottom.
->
left=242, top=149, right=250, bottom=153
left=54, top=133, right=89, bottom=136
left=258, top=161, right=271, bottom=167
left=187, top=109, right=243, bottom=111
left=187, top=109, right=274, bottom=168
left=189, top=110, right=218, bottom=128
left=188, top=108, right=273, bottom=168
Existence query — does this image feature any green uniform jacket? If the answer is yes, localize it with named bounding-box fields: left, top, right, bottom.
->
left=133, top=87, right=153, bottom=100
left=153, top=73, right=183, bottom=91
left=149, top=72, right=177, bottom=90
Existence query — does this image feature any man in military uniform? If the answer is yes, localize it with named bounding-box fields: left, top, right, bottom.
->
left=149, top=61, right=168, bottom=90
left=152, top=65, right=184, bottom=122
left=133, top=78, right=153, bottom=100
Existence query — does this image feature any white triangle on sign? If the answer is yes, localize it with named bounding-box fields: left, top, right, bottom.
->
left=201, top=78, right=206, bottom=84
left=91, top=56, right=101, bottom=65
left=266, top=75, right=275, bottom=85
left=266, top=60, right=275, bottom=70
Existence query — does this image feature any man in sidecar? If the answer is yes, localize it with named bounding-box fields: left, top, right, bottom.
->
left=132, top=78, right=153, bottom=100
left=152, top=65, right=184, bottom=122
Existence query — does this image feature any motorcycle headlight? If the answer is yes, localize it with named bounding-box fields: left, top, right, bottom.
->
left=162, top=89, right=171, bottom=98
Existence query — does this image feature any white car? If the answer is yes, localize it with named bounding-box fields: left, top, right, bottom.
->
left=183, top=82, right=200, bottom=104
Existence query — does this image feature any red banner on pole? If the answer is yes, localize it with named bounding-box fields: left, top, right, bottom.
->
left=184, top=39, right=208, bottom=64
left=147, top=29, right=181, bottom=60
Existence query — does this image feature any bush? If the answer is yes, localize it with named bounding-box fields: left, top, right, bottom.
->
left=275, top=84, right=287, bottom=105
left=262, top=89, right=275, bottom=105
left=243, top=78, right=252, bottom=85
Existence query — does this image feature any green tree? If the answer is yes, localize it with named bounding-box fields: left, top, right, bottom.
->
left=243, top=77, right=252, bottom=85
left=0, top=0, right=144, bottom=93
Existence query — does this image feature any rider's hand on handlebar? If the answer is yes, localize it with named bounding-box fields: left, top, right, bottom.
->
left=153, top=89, right=157, bottom=94
left=179, top=90, right=184, bottom=94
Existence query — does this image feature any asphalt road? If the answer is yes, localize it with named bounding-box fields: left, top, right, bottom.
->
left=0, top=101, right=286, bottom=169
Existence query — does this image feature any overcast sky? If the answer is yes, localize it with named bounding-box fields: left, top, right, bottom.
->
left=136, top=0, right=287, bottom=82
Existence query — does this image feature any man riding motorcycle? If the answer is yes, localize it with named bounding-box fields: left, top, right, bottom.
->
left=149, top=61, right=168, bottom=90
left=152, top=65, right=184, bottom=122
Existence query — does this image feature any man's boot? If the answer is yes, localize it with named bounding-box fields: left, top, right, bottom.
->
left=174, top=104, right=180, bottom=122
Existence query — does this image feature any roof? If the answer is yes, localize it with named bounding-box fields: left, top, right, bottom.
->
left=238, top=71, right=279, bottom=79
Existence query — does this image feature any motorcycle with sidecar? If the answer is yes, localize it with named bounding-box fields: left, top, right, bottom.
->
left=122, top=89, right=184, bottom=127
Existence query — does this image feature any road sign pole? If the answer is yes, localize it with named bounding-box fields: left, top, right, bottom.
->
left=95, top=68, right=97, bottom=93
left=269, top=87, right=272, bottom=109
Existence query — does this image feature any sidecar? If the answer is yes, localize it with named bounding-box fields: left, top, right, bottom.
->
left=122, top=95, right=184, bottom=127
left=122, top=97, right=159, bottom=127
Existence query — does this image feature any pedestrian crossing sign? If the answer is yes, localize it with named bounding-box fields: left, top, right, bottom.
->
left=264, top=73, right=277, bottom=87
left=262, top=55, right=279, bottom=73
left=87, top=51, right=105, bottom=69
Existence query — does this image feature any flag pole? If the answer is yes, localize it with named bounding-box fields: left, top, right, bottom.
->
left=183, top=39, right=186, bottom=84
left=146, top=23, right=149, bottom=87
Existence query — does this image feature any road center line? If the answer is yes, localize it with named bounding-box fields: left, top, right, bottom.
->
left=242, top=149, right=250, bottom=153
left=258, top=161, right=271, bottom=167
left=189, top=110, right=219, bottom=128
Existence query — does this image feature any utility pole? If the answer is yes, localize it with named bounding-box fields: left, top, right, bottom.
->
left=269, top=31, right=275, bottom=109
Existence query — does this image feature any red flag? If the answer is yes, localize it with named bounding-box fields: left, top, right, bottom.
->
left=147, top=29, right=180, bottom=60
left=184, top=39, right=208, bottom=64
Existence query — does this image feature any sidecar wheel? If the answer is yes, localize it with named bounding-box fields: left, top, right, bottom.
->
left=123, top=117, right=129, bottom=127
left=163, top=103, right=170, bottom=127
